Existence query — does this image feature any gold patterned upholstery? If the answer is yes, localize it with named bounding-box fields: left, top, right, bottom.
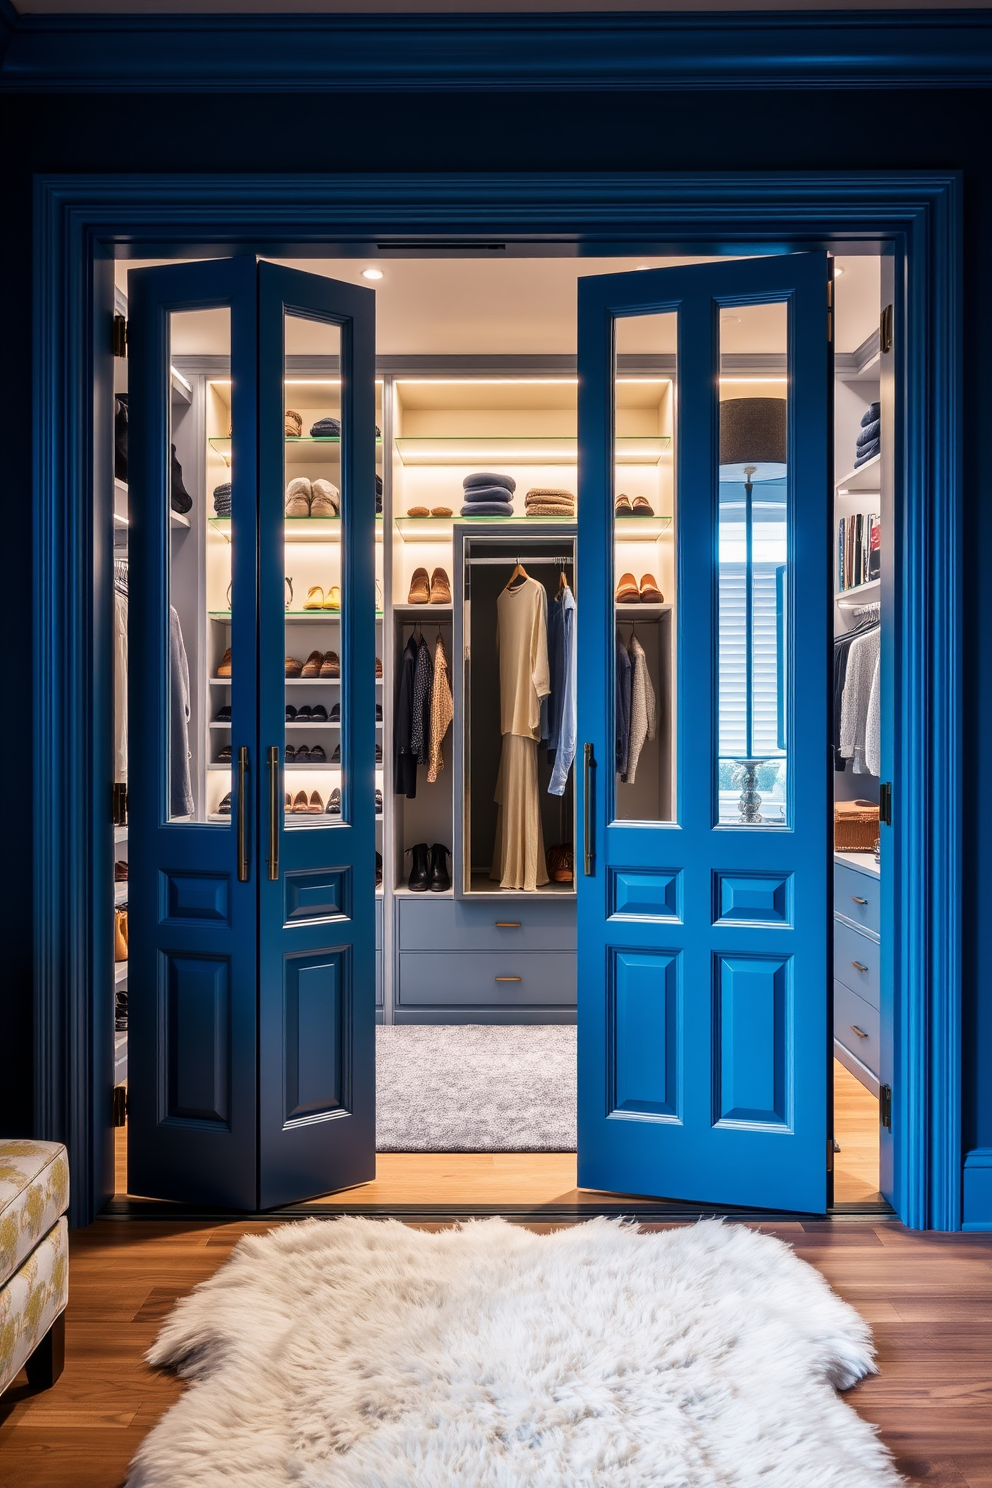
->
left=0, top=1140, right=70, bottom=1288
left=0, top=1140, right=69, bottom=1396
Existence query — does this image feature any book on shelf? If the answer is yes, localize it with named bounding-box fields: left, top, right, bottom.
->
left=837, top=511, right=880, bottom=592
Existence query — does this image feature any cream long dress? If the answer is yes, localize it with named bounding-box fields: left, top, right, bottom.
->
left=490, top=576, right=551, bottom=890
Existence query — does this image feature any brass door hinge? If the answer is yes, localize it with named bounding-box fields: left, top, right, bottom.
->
left=879, top=781, right=892, bottom=827
left=880, top=1083, right=892, bottom=1131
left=880, top=304, right=893, bottom=355
left=113, top=313, right=128, bottom=358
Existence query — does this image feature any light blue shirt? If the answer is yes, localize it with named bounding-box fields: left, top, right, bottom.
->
left=549, top=585, right=577, bottom=796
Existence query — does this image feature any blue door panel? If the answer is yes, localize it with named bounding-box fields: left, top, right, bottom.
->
left=577, top=253, right=830, bottom=1213
left=163, top=953, right=232, bottom=1125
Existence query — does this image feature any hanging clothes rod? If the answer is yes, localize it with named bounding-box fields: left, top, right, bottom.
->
left=466, top=556, right=573, bottom=567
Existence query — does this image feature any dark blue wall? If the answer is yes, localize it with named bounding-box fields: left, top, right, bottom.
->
left=0, top=82, right=988, bottom=1166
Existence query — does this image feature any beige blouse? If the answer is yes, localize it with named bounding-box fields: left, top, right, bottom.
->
left=496, top=576, right=550, bottom=740
left=428, top=633, right=453, bottom=782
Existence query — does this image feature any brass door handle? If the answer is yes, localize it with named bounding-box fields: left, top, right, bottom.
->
left=236, top=745, right=250, bottom=882
left=495, top=976, right=522, bottom=983
left=851, top=896, right=868, bottom=905
left=266, top=745, right=280, bottom=881
left=852, top=960, right=869, bottom=973
left=583, top=742, right=595, bottom=876
left=495, top=922, right=521, bottom=928
left=850, top=1024, right=869, bottom=1039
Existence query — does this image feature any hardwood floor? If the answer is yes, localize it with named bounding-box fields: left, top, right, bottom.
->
left=114, top=1060, right=882, bottom=1211
left=0, top=1216, right=988, bottom=1487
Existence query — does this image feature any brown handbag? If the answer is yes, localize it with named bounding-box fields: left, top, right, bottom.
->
left=114, top=906, right=128, bottom=963
left=834, top=799, right=880, bottom=853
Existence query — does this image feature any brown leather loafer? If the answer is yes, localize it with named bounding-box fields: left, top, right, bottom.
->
left=291, top=790, right=309, bottom=813
left=408, top=567, right=430, bottom=603
left=307, top=790, right=324, bottom=814
left=429, top=567, right=451, bottom=604
left=301, top=649, right=324, bottom=678
left=615, top=572, right=640, bottom=604
left=639, top=573, right=664, bottom=603
left=320, top=650, right=340, bottom=678
left=217, top=647, right=233, bottom=677
left=285, top=655, right=303, bottom=677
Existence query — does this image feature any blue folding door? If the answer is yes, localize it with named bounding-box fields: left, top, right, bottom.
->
left=576, top=254, right=831, bottom=1212
left=127, top=259, right=376, bottom=1208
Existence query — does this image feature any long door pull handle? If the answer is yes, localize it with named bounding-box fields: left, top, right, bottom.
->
left=583, top=742, right=595, bottom=876
left=266, top=746, right=280, bottom=881
left=851, top=960, right=869, bottom=973
left=851, top=896, right=868, bottom=905
left=850, top=1025, right=869, bottom=1040
left=236, top=745, right=250, bottom=882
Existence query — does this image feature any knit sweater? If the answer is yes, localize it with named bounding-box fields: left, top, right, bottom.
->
left=623, top=635, right=657, bottom=783
left=839, top=626, right=880, bottom=774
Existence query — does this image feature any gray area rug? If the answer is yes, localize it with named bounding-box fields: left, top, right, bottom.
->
left=375, top=1025, right=577, bottom=1151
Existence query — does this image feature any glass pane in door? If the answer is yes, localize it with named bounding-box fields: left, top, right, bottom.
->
left=612, top=312, right=676, bottom=822
left=167, top=306, right=232, bottom=825
left=717, top=301, right=789, bottom=826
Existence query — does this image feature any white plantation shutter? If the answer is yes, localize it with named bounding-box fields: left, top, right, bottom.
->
left=718, top=562, right=784, bottom=759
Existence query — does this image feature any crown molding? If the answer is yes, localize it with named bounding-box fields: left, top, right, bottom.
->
left=2, top=9, right=992, bottom=92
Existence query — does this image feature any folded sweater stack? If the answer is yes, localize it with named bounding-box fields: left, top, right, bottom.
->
left=854, top=401, right=881, bottom=469
left=212, top=482, right=232, bottom=516
left=460, top=471, right=515, bottom=517
left=525, top=487, right=575, bottom=518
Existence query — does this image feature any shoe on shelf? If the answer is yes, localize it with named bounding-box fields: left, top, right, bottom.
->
left=429, top=843, right=452, bottom=893
left=310, top=479, right=339, bottom=517
left=429, top=567, right=451, bottom=604
left=285, top=477, right=312, bottom=517
left=285, top=704, right=298, bottom=722
left=285, top=745, right=297, bottom=764
left=375, top=703, right=383, bottom=721
left=408, top=567, right=430, bottom=604
left=296, top=705, right=313, bottom=722
left=217, top=648, right=233, bottom=677
left=326, top=787, right=341, bottom=815
left=302, top=649, right=324, bottom=678
left=285, top=655, right=303, bottom=677
left=639, top=573, right=664, bottom=603
left=291, top=790, right=309, bottom=813
left=375, top=742, right=383, bottom=763
left=375, top=851, right=382, bottom=888
left=375, top=788, right=383, bottom=815
left=546, top=842, right=574, bottom=883
left=632, top=496, right=655, bottom=517
left=308, top=790, right=324, bottom=814
left=615, top=572, right=640, bottom=604
left=217, top=744, right=232, bottom=764
left=407, top=842, right=430, bottom=892
left=614, top=493, right=633, bottom=516
left=311, top=704, right=328, bottom=722
left=310, top=744, right=327, bottom=763
left=216, top=705, right=232, bottom=722
left=323, top=585, right=341, bottom=612
left=320, top=650, right=340, bottom=678
left=375, top=656, right=383, bottom=678
left=285, top=791, right=292, bottom=812
left=304, top=586, right=325, bottom=610
left=218, top=792, right=232, bottom=815
left=114, top=859, right=129, bottom=882
left=330, top=702, right=341, bottom=721
left=331, top=744, right=341, bottom=764
left=295, top=744, right=311, bottom=763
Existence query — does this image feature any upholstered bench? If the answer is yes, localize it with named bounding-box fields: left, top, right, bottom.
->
left=0, top=1140, right=69, bottom=1393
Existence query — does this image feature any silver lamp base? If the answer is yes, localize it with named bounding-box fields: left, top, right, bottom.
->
left=731, top=759, right=765, bottom=825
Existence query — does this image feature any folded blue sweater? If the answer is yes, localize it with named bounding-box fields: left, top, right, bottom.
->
left=463, top=471, right=516, bottom=493
left=461, top=485, right=518, bottom=504
left=460, top=501, right=515, bottom=517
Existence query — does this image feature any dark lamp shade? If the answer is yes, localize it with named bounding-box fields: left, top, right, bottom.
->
left=719, top=397, right=787, bottom=483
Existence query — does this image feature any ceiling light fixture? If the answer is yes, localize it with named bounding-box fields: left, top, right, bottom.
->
left=362, top=268, right=383, bottom=281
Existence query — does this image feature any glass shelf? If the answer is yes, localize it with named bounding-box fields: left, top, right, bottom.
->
left=393, top=513, right=671, bottom=542
left=208, top=517, right=383, bottom=544
left=208, top=436, right=383, bottom=465
left=208, top=611, right=384, bottom=622
left=394, top=435, right=670, bottom=466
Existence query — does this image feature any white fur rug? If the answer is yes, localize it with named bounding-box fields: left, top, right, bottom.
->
left=128, top=1217, right=902, bottom=1488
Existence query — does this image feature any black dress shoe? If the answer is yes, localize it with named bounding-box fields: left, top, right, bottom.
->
left=429, top=843, right=451, bottom=892
left=330, top=702, right=341, bottom=721
left=375, top=742, right=383, bottom=763
left=375, top=703, right=383, bottom=721
left=375, top=788, right=383, bottom=815
left=285, top=705, right=297, bottom=722
left=407, top=842, right=430, bottom=892
left=311, top=704, right=328, bottom=722
left=217, top=705, right=232, bottom=722
left=218, top=792, right=232, bottom=815
left=296, top=705, right=313, bottom=722
left=375, top=850, right=382, bottom=888
left=331, top=743, right=341, bottom=764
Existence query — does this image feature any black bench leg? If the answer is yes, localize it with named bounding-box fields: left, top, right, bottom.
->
left=24, top=1310, right=65, bottom=1389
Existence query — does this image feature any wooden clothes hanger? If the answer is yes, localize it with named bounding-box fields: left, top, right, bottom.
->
left=507, top=555, right=529, bottom=590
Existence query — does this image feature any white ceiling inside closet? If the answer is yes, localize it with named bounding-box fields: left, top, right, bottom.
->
left=117, top=254, right=879, bottom=355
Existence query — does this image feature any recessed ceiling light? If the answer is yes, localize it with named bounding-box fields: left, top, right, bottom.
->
left=362, top=268, right=383, bottom=281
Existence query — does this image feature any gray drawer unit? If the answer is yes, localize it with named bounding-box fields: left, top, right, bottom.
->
left=834, top=979, right=880, bottom=1080
left=376, top=952, right=383, bottom=1008
left=375, top=897, right=383, bottom=950
left=398, top=898, right=576, bottom=952
left=397, top=950, right=576, bottom=1007
left=834, top=919, right=880, bottom=1009
left=834, top=861, right=880, bottom=936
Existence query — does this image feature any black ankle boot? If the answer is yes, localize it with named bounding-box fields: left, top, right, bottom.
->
left=429, top=843, right=451, bottom=893
left=408, top=842, right=430, bottom=892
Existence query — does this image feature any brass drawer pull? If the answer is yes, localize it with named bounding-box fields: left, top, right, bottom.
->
left=851, top=896, right=868, bottom=905
left=851, top=960, right=869, bottom=972
left=495, top=921, right=521, bottom=928
left=495, top=976, right=522, bottom=983
left=850, top=1024, right=869, bottom=1039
